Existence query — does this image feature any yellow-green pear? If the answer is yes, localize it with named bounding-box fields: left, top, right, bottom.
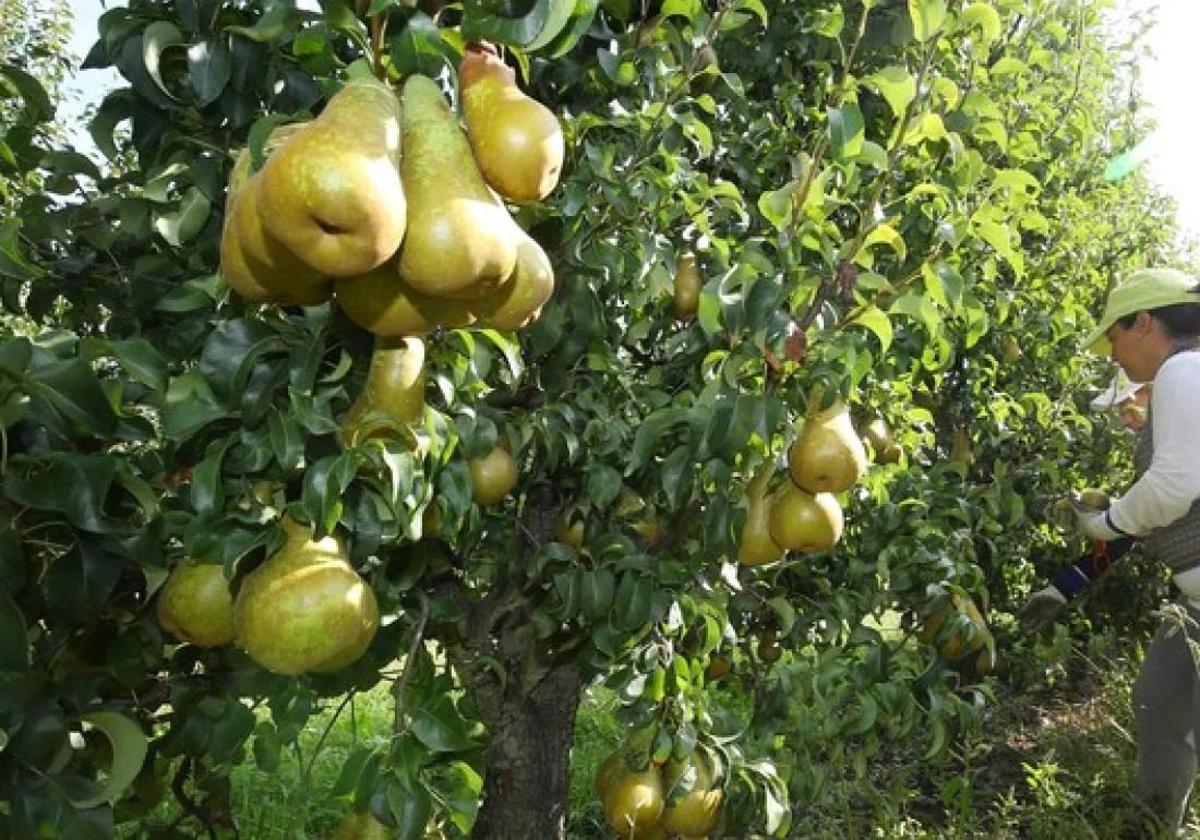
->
left=469, top=445, right=518, bottom=506
left=459, top=45, right=564, bottom=204
left=661, top=750, right=724, bottom=838
left=672, top=251, right=702, bottom=320
left=475, top=232, right=555, bottom=330
left=918, top=592, right=990, bottom=660
left=603, top=767, right=665, bottom=838
left=767, top=482, right=843, bottom=552
left=949, top=427, right=974, bottom=468
left=231, top=173, right=332, bottom=305
left=335, top=261, right=477, bottom=337
left=341, top=336, right=425, bottom=447
left=156, top=561, right=235, bottom=648
left=738, top=462, right=785, bottom=567
left=396, top=74, right=518, bottom=299
left=862, top=416, right=902, bottom=464
left=233, top=517, right=379, bottom=675
left=257, top=76, right=406, bottom=277
left=788, top=399, right=867, bottom=494
left=331, top=810, right=391, bottom=840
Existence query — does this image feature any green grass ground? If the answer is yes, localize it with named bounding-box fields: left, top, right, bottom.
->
left=123, top=634, right=1200, bottom=839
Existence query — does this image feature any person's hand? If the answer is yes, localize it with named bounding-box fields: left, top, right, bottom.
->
left=1020, top=585, right=1067, bottom=633
left=1070, top=497, right=1124, bottom=541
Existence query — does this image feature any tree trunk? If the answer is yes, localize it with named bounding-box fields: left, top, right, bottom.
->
left=469, top=657, right=581, bottom=840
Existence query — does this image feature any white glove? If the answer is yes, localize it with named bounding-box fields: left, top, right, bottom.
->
left=1071, top=497, right=1125, bottom=541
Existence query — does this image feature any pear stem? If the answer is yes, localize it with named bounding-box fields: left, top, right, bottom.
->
left=369, top=14, right=387, bottom=79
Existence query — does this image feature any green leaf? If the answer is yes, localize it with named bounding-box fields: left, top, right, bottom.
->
left=73, top=712, right=148, bottom=809
left=858, top=223, right=907, bottom=265
left=960, top=2, right=1002, bottom=45
left=586, top=465, right=622, bottom=509
left=154, top=186, right=211, bottom=246
left=661, top=0, right=703, bottom=20
left=141, top=21, right=184, bottom=99
left=806, top=5, right=844, bottom=37
left=462, top=0, right=576, bottom=48
left=524, top=0, right=579, bottom=51
left=187, top=38, right=232, bottom=107
left=25, top=359, right=118, bottom=439
left=580, top=567, right=616, bottom=621
left=410, top=696, right=474, bottom=752
left=757, top=180, right=797, bottom=231
left=0, top=586, right=29, bottom=672
left=301, top=451, right=360, bottom=536
left=227, top=0, right=299, bottom=43
left=850, top=306, right=893, bottom=352
left=110, top=338, right=168, bottom=393
left=827, top=104, right=864, bottom=160
left=90, top=89, right=134, bottom=160
left=908, top=0, right=947, bottom=42
left=4, top=455, right=117, bottom=532
left=0, top=63, right=53, bottom=124
left=252, top=722, right=282, bottom=772
left=190, top=438, right=232, bottom=516
left=863, top=66, right=915, bottom=119
left=40, top=150, right=102, bottom=182
left=163, top=373, right=229, bottom=440
left=386, top=779, right=434, bottom=840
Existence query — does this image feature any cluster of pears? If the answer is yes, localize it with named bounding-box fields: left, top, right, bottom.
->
left=219, top=43, right=563, bottom=338
left=737, top=396, right=870, bottom=567
left=157, top=515, right=379, bottom=676
left=594, top=729, right=724, bottom=840
left=918, top=591, right=996, bottom=675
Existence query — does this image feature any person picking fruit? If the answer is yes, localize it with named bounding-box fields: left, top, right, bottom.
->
left=1023, top=267, right=1200, bottom=831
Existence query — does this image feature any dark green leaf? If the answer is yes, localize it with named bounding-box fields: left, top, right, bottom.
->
left=0, top=586, right=29, bottom=672
left=187, top=38, right=232, bottom=106
left=410, top=696, right=474, bottom=753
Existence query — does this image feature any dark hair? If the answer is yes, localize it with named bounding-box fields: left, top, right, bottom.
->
left=1115, top=285, right=1200, bottom=338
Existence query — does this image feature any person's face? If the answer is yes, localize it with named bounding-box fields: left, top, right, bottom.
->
left=1106, top=312, right=1165, bottom=383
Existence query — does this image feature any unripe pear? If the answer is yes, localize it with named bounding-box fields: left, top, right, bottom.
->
left=469, top=445, right=518, bottom=506
left=738, top=463, right=785, bottom=567
left=788, top=399, right=867, bottom=493
left=862, top=416, right=902, bottom=464
left=918, top=593, right=990, bottom=660
left=603, top=767, right=665, bottom=837
left=397, top=74, right=518, bottom=299
left=257, top=76, right=407, bottom=277
left=672, top=251, right=702, bottom=320
left=661, top=750, right=724, bottom=838
left=460, top=45, right=564, bottom=204
left=475, top=232, right=555, bottom=330
left=341, top=336, right=425, bottom=447
left=335, top=261, right=477, bottom=337
left=157, top=561, right=235, bottom=648
left=234, top=517, right=379, bottom=675
left=331, top=810, right=391, bottom=840
left=767, top=483, right=843, bottom=552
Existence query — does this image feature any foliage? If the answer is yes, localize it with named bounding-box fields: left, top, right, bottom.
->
left=0, top=0, right=1192, bottom=837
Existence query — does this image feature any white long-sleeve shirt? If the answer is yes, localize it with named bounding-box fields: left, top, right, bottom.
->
left=1108, top=350, right=1200, bottom=536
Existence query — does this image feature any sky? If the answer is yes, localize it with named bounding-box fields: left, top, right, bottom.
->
left=61, top=0, right=1198, bottom=241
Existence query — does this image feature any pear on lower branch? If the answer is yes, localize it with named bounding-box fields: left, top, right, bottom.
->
left=257, top=75, right=406, bottom=278
left=767, top=481, right=843, bottom=553
left=738, top=461, right=785, bottom=567
left=157, top=560, right=234, bottom=648
left=233, top=517, right=379, bottom=675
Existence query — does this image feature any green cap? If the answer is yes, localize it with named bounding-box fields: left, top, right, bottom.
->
left=1082, top=268, right=1200, bottom=354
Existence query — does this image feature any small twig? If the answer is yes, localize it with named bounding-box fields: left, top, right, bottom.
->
left=171, top=757, right=218, bottom=840
left=393, top=590, right=431, bottom=734
left=302, top=692, right=356, bottom=785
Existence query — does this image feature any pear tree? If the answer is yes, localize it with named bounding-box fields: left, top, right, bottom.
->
left=0, top=0, right=1190, bottom=838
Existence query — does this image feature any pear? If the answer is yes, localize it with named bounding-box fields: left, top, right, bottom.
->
left=949, top=427, right=974, bottom=468
left=672, top=251, right=702, bottom=320
left=230, top=173, right=332, bottom=305
left=918, top=593, right=990, bottom=660
left=862, top=416, right=902, bottom=464
left=459, top=45, right=564, bottom=204
left=335, top=261, right=477, bottom=337
left=1002, top=336, right=1022, bottom=363
left=603, top=767, right=665, bottom=838
left=469, top=446, right=518, bottom=506
left=156, top=560, right=235, bottom=648
left=341, top=336, right=425, bottom=447
left=738, top=462, right=785, bottom=567
left=788, top=399, right=867, bottom=494
left=475, top=232, right=555, bottom=330
left=233, top=517, right=379, bottom=675
left=767, top=482, right=843, bottom=552
left=396, top=74, right=519, bottom=299
left=257, top=76, right=406, bottom=277
left=331, top=810, right=391, bottom=840
left=661, top=750, right=724, bottom=839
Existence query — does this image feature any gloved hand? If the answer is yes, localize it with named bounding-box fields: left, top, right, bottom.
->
left=1071, top=496, right=1125, bottom=541
left=1020, top=585, right=1068, bottom=633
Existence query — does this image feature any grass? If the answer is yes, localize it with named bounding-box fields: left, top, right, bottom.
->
left=120, top=630, right=1200, bottom=839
